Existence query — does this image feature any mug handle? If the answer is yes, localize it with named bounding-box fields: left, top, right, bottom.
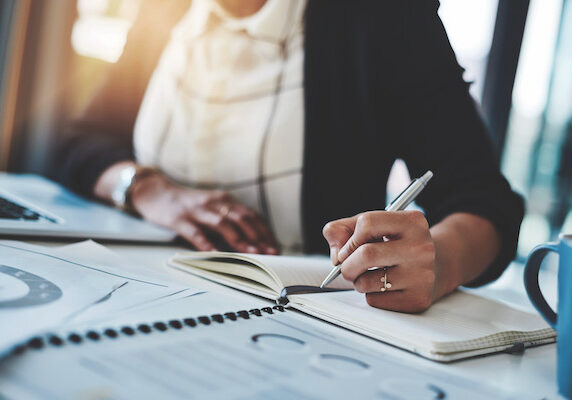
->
left=524, top=243, right=558, bottom=327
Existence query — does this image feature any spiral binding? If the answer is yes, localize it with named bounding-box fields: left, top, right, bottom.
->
left=10, top=305, right=286, bottom=357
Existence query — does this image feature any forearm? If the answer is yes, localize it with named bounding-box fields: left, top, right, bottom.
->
left=430, top=212, right=501, bottom=299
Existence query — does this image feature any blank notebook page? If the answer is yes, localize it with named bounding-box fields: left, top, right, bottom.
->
left=291, top=290, right=553, bottom=351
left=244, top=254, right=352, bottom=289
left=173, top=252, right=352, bottom=290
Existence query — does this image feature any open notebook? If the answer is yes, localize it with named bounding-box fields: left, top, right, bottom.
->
left=168, top=252, right=556, bottom=362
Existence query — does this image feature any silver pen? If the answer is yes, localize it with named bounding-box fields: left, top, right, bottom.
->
left=319, top=170, right=434, bottom=288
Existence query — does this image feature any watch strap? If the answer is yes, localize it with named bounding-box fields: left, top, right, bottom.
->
left=111, top=166, right=158, bottom=213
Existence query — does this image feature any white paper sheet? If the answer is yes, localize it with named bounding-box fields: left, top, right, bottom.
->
left=47, top=241, right=197, bottom=323
left=0, top=241, right=200, bottom=353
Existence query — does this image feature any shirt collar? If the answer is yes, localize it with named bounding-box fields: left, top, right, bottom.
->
left=186, top=0, right=303, bottom=42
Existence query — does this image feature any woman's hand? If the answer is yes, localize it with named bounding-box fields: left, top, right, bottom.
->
left=322, top=210, right=443, bottom=313
left=130, top=172, right=279, bottom=254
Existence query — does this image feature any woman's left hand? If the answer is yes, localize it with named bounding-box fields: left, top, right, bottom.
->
left=323, top=210, right=443, bottom=313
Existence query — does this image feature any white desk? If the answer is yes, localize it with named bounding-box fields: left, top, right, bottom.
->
left=98, top=242, right=560, bottom=399
left=26, top=241, right=562, bottom=399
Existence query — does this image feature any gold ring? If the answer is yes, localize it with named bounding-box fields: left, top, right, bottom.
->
left=380, top=268, right=392, bottom=292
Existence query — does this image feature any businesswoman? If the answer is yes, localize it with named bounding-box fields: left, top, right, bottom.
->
left=56, top=0, right=524, bottom=312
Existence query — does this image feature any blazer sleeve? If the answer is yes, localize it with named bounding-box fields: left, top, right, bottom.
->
left=53, top=0, right=188, bottom=197
left=393, top=0, right=524, bottom=286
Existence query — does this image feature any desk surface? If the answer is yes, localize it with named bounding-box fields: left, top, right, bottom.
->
left=31, top=240, right=562, bottom=399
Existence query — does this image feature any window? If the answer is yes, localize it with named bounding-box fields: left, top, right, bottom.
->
left=439, top=0, right=499, bottom=103
left=71, top=0, right=140, bottom=63
left=502, top=0, right=566, bottom=258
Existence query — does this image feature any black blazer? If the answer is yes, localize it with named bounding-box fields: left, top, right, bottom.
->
left=55, top=0, right=524, bottom=286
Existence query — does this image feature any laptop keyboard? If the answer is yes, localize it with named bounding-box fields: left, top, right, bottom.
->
left=0, top=196, right=56, bottom=223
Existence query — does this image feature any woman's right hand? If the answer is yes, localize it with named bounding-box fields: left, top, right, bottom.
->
left=130, top=172, right=279, bottom=254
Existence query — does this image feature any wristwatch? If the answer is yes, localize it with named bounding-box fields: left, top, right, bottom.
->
left=111, top=165, right=157, bottom=213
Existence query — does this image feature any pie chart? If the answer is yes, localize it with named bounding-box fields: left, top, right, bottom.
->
left=0, top=264, right=62, bottom=308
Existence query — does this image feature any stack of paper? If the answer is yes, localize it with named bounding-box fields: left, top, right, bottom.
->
left=0, top=240, right=199, bottom=355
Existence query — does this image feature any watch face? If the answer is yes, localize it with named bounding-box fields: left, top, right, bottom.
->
left=0, top=265, right=62, bottom=308
left=112, top=166, right=137, bottom=208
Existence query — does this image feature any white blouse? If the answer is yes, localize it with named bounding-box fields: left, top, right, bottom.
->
left=133, top=0, right=306, bottom=252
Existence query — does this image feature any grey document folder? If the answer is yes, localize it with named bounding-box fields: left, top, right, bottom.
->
left=0, top=173, right=174, bottom=242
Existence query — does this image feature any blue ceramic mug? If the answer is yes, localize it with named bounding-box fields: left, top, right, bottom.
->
left=524, top=234, right=572, bottom=398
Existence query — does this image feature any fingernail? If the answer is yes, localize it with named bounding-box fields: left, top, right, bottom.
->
left=330, top=247, right=339, bottom=265
left=337, top=246, right=347, bottom=263
left=267, top=246, right=278, bottom=255
left=246, top=245, right=258, bottom=253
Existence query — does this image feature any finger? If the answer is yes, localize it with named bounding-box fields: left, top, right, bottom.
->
left=364, top=289, right=433, bottom=313
left=322, top=215, right=359, bottom=264
left=337, top=210, right=429, bottom=262
left=340, top=239, right=433, bottom=282
left=189, top=209, right=256, bottom=253
left=353, top=267, right=402, bottom=293
left=226, top=205, right=277, bottom=253
left=353, top=264, right=436, bottom=294
left=225, top=209, right=259, bottom=243
left=174, top=220, right=217, bottom=251
left=234, top=206, right=279, bottom=254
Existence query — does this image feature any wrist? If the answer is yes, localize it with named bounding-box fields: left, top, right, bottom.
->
left=430, top=213, right=501, bottom=298
left=432, top=236, right=463, bottom=299
left=130, top=171, right=170, bottom=200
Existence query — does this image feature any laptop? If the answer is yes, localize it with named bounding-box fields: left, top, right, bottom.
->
left=0, top=173, right=175, bottom=242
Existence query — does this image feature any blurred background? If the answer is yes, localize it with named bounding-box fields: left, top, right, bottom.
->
left=0, top=0, right=570, bottom=261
